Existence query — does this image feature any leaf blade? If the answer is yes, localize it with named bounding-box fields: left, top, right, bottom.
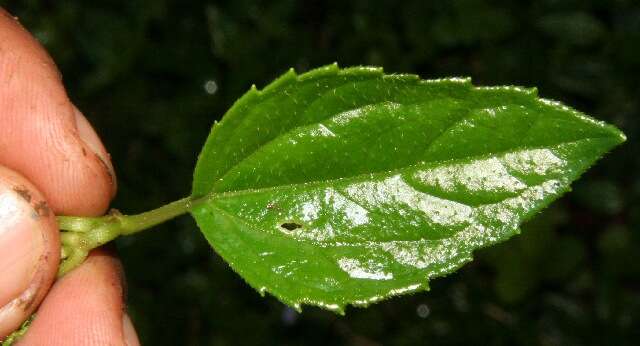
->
left=191, top=65, right=625, bottom=312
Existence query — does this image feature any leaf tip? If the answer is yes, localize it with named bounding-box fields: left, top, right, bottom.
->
left=536, top=97, right=627, bottom=146
left=600, top=124, right=627, bottom=147
left=611, top=127, right=627, bottom=144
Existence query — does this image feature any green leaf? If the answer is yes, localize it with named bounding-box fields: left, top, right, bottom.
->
left=190, top=64, right=625, bottom=313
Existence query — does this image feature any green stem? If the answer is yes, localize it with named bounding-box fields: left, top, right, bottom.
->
left=6, top=195, right=207, bottom=344
left=56, top=196, right=199, bottom=276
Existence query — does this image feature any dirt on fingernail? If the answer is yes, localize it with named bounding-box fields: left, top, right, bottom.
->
left=13, top=185, right=32, bottom=203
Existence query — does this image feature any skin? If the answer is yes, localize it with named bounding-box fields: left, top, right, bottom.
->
left=0, top=7, right=139, bottom=345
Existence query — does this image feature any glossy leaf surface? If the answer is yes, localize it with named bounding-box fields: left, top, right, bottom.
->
left=191, top=64, right=625, bottom=312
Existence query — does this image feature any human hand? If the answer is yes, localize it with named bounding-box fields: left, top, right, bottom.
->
left=0, top=8, right=139, bottom=345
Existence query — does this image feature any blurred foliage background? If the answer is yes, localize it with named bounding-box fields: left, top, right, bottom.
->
left=2, top=0, right=638, bottom=345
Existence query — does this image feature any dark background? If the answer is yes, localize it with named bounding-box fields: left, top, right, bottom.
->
left=2, top=1, right=638, bottom=345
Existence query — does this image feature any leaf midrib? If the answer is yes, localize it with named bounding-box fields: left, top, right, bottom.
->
left=209, top=82, right=585, bottom=194
left=202, top=136, right=610, bottom=204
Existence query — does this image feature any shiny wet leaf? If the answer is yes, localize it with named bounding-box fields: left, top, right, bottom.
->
left=190, top=64, right=625, bottom=313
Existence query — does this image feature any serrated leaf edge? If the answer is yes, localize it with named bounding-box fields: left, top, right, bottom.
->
left=192, top=64, right=626, bottom=313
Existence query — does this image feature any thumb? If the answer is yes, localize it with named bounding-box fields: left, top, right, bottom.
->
left=0, top=165, right=59, bottom=338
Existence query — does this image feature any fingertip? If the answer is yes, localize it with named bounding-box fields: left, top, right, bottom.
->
left=0, top=6, right=116, bottom=216
left=73, top=107, right=117, bottom=198
left=42, top=114, right=117, bottom=216
left=0, top=166, right=59, bottom=339
left=29, top=133, right=115, bottom=216
left=122, top=314, right=140, bottom=346
left=17, top=249, right=129, bottom=346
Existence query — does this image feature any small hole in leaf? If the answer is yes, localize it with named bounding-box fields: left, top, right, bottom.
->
left=280, top=222, right=303, bottom=230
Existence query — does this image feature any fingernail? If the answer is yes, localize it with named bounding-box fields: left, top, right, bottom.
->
left=0, top=178, right=45, bottom=308
left=73, top=106, right=117, bottom=195
left=122, top=313, right=140, bottom=346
